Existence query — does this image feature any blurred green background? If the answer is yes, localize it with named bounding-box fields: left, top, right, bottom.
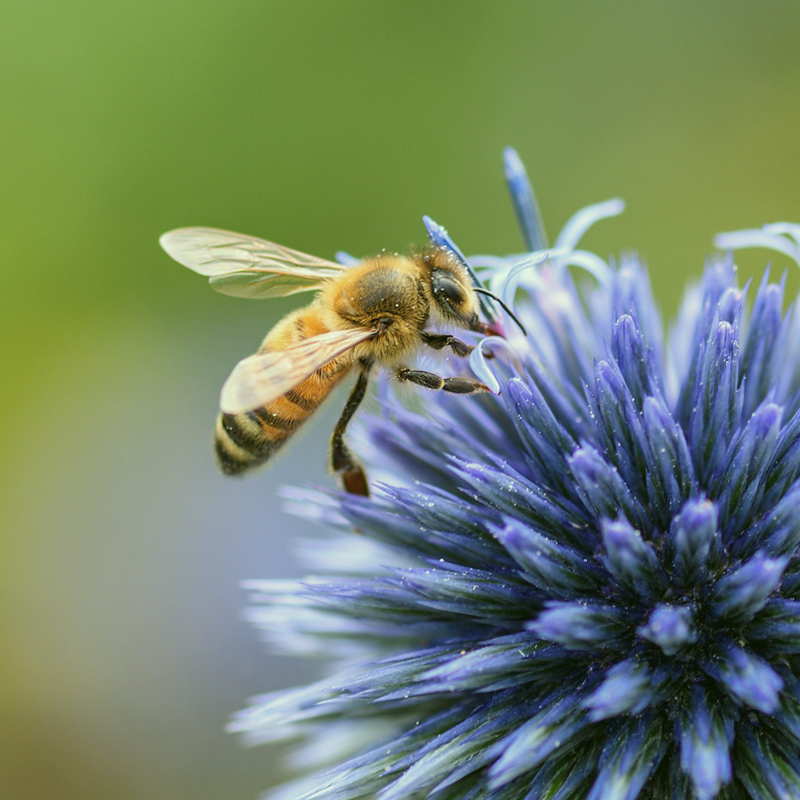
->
left=1, top=1, right=798, bottom=798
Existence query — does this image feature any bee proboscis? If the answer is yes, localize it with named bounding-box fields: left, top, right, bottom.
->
left=160, top=227, right=513, bottom=495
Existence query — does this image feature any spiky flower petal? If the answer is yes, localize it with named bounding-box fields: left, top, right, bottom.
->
left=232, top=151, right=800, bottom=800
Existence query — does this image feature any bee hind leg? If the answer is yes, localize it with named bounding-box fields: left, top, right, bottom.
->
left=396, top=368, right=491, bottom=395
left=330, top=368, right=371, bottom=496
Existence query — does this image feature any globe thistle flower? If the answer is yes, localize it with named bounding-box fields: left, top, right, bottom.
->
left=230, top=149, right=800, bottom=800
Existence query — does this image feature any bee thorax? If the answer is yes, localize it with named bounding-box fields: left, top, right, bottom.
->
left=331, top=261, right=424, bottom=327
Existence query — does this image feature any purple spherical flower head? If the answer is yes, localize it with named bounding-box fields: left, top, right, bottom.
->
left=231, top=150, right=800, bottom=800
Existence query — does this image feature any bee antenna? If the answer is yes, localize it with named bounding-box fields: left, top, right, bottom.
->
left=473, top=288, right=527, bottom=337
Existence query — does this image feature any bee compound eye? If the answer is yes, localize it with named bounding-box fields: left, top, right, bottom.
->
left=433, top=272, right=466, bottom=307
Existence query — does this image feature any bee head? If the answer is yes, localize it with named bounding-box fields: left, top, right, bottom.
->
left=421, top=249, right=483, bottom=332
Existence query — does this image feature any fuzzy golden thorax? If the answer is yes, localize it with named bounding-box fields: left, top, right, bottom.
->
left=321, top=255, right=430, bottom=365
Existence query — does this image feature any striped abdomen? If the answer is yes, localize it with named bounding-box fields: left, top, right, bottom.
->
left=214, top=307, right=354, bottom=474
left=214, top=390, right=309, bottom=475
left=216, top=367, right=357, bottom=474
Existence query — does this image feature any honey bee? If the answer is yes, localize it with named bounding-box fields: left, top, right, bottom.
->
left=160, top=227, right=519, bottom=495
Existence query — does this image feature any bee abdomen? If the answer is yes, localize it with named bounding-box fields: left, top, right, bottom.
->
left=213, top=390, right=320, bottom=475
left=214, top=414, right=284, bottom=475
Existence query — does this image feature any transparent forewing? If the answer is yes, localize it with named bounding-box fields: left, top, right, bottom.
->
left=219, top=327, right=376, bottom=414
left=159, top=227, right=347, bottom=298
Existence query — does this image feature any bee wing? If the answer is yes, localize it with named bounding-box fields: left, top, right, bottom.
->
left=160, top=227, right=348, bottom=298
left=219, top=327, right=376, bottom=414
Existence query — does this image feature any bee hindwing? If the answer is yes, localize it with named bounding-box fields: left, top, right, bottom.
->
left=219, top=327, right=376, bottom=413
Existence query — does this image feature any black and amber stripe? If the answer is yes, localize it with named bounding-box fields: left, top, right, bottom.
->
left=213, top=371, right=346, bottom=475
left=214, top=301, right=357, bottom=475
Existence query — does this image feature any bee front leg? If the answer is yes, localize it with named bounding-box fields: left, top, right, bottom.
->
left=396, top=368, right=491, bottom=395
left=421, top=332, right=495, bottom=360
left=330, top=367, right=371, bottom=496
left=421, top=332, right=474, bottom=358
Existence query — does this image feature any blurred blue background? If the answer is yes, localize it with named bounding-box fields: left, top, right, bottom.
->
left=1, top=2, right=799, bottom=798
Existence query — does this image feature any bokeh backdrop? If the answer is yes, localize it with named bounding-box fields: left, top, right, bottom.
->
left=1, top=2, right=799, bottom=798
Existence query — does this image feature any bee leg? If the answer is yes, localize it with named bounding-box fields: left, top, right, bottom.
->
left=396, top=368, right=491, bottom=395
left=330, top=368, right=371, bottom=496
left=421, top=332, right=474, bottom=358
left=421, top=332, right=495, bottom=360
